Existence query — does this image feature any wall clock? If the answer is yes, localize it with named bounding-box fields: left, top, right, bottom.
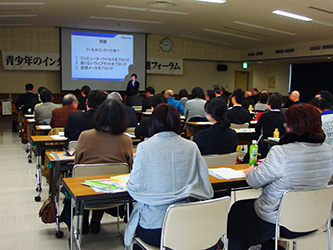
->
left=160, top=38, right=173, bottom=52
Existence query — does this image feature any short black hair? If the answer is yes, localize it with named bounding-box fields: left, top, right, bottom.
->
left=151, top=94, right=167, bottom=109
left=145, top=87, right=155, bottom=95
left=252, top=88, right=259, bottom=93
left=191, top=87, right=205, bottom=99
left=259, top=93, right=269, bottom=104
left=131, top=73, right=137, bottom=79
left=25, top=83, right=34, bottom=91
left=94, top=99, right=129, bottom=135
left=268, top=92, right=283, bottom=109
left=149, top=103, right=181, bottom=136
left=87, top=90, right=107, bottom=109
left=40, top=89, right=53, bottom=103
left=81, top=85, right=91, bottom=96
left=205, top=98, right=230, bottom=129
left=232, top=88, right=245, bottom=104
left=179, top=89, right=188, bottom=98
left=38, top=86, right=47, bottom=94
left=309, top=97, right=331, bottom=111
left=317, top=90, right=332, bottom=105
left=206, top=90, right=216, bottom=100
left=213, top=87, right=221, bottom=95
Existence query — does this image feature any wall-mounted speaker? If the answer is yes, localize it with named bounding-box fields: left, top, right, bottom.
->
left=217, top=64, right=228, bottom=71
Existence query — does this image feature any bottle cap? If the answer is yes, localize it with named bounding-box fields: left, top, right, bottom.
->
left=252, top=140, right=257, bottom=144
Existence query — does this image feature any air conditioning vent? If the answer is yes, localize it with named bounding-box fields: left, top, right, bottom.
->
left=248, top=52, right=255, bottom=56
left=255, top=51, right=263, bottom=56
left=322, top=44, right=333, bottom=50
left=275, top=49, right=284, bottom=54
left=310, top=46, right=321, bottom=51
left=285, top=48, right=295, bottom=53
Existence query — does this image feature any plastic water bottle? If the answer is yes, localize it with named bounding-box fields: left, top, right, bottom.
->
left=249, top=140, right=258, bottom=166
left=273, top=128, right=280, bottom=138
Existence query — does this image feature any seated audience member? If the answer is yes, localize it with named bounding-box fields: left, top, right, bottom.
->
left=77, top=85, right=91, bottom=111
left=185, top=87, right=207, bottom=121
left=261, top=89, right=269, bottom=94
left=50, top=94, right=81, bottom=128
left=64, top=90, right=107, bottom=148
left=126, top=89, right=144, bottom=107
left=194, top=98, right=238, bottom=155
left=227, top=103, right=333, bottom=250
left=316, top=90, right=333, bottom=111
left=15, top=83, right=38, bottom=113
left=34, top=89, right=61, bottom=125
left=142, top=87, right=155, bottom=112
left=244, top=91, right=254, bottom=107
left=227, top=88, right=251, bottom=124
left=289, top=90, right=302, bottom=105
left=219, top=86, right=228, bottom=102
left=164, top=89, right=185, bottom=114
left=21, top=86, right=46, bottom=114
left=107, top=92, right=138, bottom=127
left=251, top=87, right=260, bottom=105
left=75, top=99, right=133, bottom=234
left=124, top=103, right=213, bottom=248
left=254, top=93, right=268, bottom=112
left=205, top=89, right=216, bottom=101
left=309, top=97, right=333, bottom=147
left=255, top=93, right=286, bottom=158
left=179, top=88, right=189, bottom=107
left=214, top=87, right=228, bottom=102
left=135, top=94, right=167, bottom=141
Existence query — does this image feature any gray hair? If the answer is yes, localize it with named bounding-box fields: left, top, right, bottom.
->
left=107, top=92, right=123, bottom=102
left=62, top=93, right=77, bottom=106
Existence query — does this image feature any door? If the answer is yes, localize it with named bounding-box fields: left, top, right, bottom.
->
left=234, top=71, right=249, bottom=90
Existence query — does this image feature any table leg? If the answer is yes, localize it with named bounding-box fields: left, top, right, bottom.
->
left=34, top=143, right=42, bottom=202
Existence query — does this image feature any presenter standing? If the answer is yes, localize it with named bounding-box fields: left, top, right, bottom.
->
left=126, top=73, right=140, bottom=97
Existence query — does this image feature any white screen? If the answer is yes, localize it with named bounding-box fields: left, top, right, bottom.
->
left=61, top=28, right=146, bottom=92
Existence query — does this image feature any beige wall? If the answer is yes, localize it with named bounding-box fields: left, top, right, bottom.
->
left=0, top=27, right=290, bottom=96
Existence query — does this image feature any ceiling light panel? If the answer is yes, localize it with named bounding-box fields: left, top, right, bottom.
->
left=180, top=34, right=232, bottom=45
left=105, top=5, right=188, bottom=15
left=233, top=21, right=296, bottom=36
left=0, top=2, right=44, bottom=5
left=0, top=14, right=37, bottom=17
left=272, top=10, right=312, bottom=21
left=203, top=28, right=260, bottom=41
left=90, top=16, right=162, bottom=24
left=195, top=0, right=226, bottom=3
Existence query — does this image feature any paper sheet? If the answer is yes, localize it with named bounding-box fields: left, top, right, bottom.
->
left=209, top=168, right=245, bottom=180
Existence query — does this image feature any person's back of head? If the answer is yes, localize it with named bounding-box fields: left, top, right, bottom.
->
left=164, top=89, right=174, bottom=98
left=316, top=90, right=332, bottom=105
left=268, top=92, right=283, bottom=109
left=151, top=94, right=167, bottom=109
left=284, top=103, right=325, bottom=143
left=290, top=90, right=300, bottom=102
left=252, top=88, right=259, bottom=95
left=309, top=97, right=330, bottom=112
left=206, top=90, right=216, bottom=101
left=213, top=87, right=221, bottom=95
left=81, top=85, right=91, bottom=96
left=107, top=92, right=123, bottom=102
left=191, top=87, right=205, bottom=99
left=179, top=89, right=188, bottom=98
left=205, top=98, right=230, bottom=129
left=94, top=99, right=129, bottom=135
left=38, top=86, right=47, bottom=94
left=25, top=83, right=34, bottom=92
left=149, top=103, right=181, bottom=136
left=40, top=89, right=53, bottom=103
left=145, top=87, right=155, bottom=95
left=62, top=93, right=78, bottom=106
left=232, top=88, right=245, bottom=104
left=259, top=93, right=269, bottom=104
left=245, top=91, right=252, bottom=98
left=87, top=90, right=107, bottom=110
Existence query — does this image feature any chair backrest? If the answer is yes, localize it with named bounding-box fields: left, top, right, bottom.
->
left=161, top=197, right=231, bottom=250
left=68, top=141, right=78, bottom=150
left=72, top=163, right=129, bottom=178
left=230, top=123, right=249, bottom=129
left=277, top=186, right=333, bottom=232
left=203, top=153, right=237, bottom=167
left=48, top=127, right=65, bottom=135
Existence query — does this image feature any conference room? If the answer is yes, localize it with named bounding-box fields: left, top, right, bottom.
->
left=0, top=0, right=333, bottom=249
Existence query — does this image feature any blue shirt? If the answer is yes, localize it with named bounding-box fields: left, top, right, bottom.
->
left=321, top=110, right=333, bottom=116
left=167, top=97, right=185, bottom=114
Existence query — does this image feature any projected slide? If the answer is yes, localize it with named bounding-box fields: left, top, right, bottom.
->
left=71, top=31, right=133, bottom=81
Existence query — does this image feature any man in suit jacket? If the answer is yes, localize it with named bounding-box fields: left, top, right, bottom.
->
left=107, top=92, right=138, bottom=127
left=64, top=90, right=107, bottom=148
left=15, top=83, right=39, bottom=112
left=126, top=73, right=140, bottom=97
left=126, top=89, right=144, bottom=107
left=50, top=94, right=81, bottom=128
left=227, top=88, right=251, bottom=124
left=142, top=87, right=155, bottom=112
